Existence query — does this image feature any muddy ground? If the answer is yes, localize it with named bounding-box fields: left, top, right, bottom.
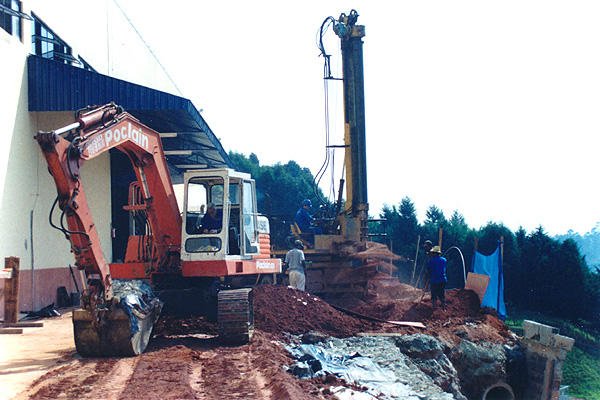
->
left=5, top=284, right=512, bottom=400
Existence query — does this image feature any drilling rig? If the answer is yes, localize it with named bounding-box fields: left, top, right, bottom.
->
left=273, top=10, right=401, bottom=305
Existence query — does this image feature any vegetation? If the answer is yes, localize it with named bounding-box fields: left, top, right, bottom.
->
left=382, top=198, right=600, bottom=331
left=229, top=151, right=327, bottom=217
left=556, top=224, right=600, bottom=272
left=564, top=347, right=600, bottom=399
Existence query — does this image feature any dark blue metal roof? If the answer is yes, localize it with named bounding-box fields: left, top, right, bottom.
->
left=27, top=55, right=234, bottom=178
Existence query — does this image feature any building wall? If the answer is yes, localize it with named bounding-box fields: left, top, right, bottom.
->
left=0, top=0, right=179, bottom=316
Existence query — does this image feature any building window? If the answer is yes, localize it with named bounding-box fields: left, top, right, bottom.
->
left=78, top=56, right=96, bottom=72
left=31, top=13, right=78, bottom=65
left=0, top=0, right=30, bottom=40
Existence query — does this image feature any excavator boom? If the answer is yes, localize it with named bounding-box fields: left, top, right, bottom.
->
left=35, top=103, right=174, bottom=356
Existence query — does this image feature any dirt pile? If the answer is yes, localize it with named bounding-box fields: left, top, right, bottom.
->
left=253, top=284, right=513, bottom=348
left=151, top=284, right=512, bottom=350
left=253, top=285, right=378, bottom=337
left=353, top=287, right=512, bottom=345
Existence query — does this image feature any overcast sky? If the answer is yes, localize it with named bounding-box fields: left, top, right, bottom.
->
left=117, top=0, right=600, bottom=236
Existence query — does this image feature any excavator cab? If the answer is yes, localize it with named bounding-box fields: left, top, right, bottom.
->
left=181, top=168, right=261, bottom=261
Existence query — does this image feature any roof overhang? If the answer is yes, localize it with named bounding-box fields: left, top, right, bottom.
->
left=27, top=55, right=234, bottom=183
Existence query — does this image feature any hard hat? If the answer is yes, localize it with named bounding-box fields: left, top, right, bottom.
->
left=294, top=240, right=304, bottom=249
left=422, top=240, right=433, bottom=248
left=430, top=246, right=442, bottom=254
left=302, top=199, right=312, bottom=207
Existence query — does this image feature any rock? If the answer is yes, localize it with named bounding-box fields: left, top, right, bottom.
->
left=324, top=336, right=457, bottom=399
left=393, top=333, right=447, bottom=359
left=393, top=334, right=466, bottom=400
left=505, top=344, right=527, bottom=399
left=449, top=339, right=508, bottom=399
left=301, top=331, right=329, bottom=344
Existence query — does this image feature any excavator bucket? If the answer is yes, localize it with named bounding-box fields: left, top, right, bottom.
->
left=73, top=306, right=159, bottom=357
left=73, top=280, right=163, bottom=357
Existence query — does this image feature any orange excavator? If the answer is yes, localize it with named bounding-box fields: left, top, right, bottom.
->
left=35, top=103, right=280, bottom=356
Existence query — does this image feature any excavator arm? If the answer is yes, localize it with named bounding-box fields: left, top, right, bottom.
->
left=35, top=103, right=179, bottom=356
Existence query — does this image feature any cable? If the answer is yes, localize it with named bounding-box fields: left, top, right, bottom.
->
left=316, top=17, right=336, bottom=78
left=48, top=188, right=90, bottom=244
left=313, top=16, right=342, bottom=213
left=59, top=184, right=91, bottom=243
left=112, top=0, right=183, bottom=96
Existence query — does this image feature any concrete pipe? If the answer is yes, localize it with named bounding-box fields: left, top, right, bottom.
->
left=482, top=382, right=515, bottom=400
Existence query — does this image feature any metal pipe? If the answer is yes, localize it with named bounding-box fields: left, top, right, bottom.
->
left=30, top=210, right=35, bottom=311
left=443, top=246, right=467, bottom=287
left=340, top=27, right=368, bottom=214
left=482, top=382, right=514, bottom=400
left=53, top=121, right=82, bottom=135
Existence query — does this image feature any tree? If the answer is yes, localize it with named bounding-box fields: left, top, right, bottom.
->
left=446, top=210, right=469, bottom=250
left=420, top=205, right=446, bottom=247
left=228, top=151, right=326, bottom=218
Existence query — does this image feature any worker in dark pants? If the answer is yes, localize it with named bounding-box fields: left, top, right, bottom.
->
left=427, top=246, right=447, bottom=311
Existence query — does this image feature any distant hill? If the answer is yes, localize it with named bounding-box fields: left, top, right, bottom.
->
left=555, top=223, right=600, bottom=272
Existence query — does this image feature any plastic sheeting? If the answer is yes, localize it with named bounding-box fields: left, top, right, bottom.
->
left=113, top=279, right=163, bottom=336
left=472, top=245, right=506, bottom=320
left=286, top=344, right=421, bottom=399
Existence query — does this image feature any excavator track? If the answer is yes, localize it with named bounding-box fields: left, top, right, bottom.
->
left=217, top=288, right=254, bottom=344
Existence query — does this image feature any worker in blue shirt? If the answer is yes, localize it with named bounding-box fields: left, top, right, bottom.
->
left=295, top=199, right=322, bottom=235
left=427, top=246, right=447, bottom=311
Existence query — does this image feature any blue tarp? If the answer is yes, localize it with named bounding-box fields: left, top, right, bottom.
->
left=472, top=245, right=506, bottom=320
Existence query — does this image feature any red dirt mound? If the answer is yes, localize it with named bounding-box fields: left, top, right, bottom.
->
left=352, top=288, right=512, bottom=345
left=253, top=285, right=378, bottom=337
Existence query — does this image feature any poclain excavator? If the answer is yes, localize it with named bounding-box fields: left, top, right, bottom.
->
left=35, top=103, right=280, bottom=356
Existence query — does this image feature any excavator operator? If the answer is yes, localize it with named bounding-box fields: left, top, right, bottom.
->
left=199, top=203, right=223, bottom=234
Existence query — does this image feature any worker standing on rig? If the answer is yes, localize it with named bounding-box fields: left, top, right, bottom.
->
left=427, top=246, right=448, bottom=311
left=285, top=240, right=307, bottom=291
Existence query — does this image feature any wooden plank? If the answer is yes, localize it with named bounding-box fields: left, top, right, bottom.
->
left=386, top=321, right=426, bottom=328
left=4, top=257, right=20, bottom=324
left=0, top=328, right=23, bottom=334
left=464, top=272, right=490, bottom=305
left=3, top=322, right=44, bottom=328
left=358, top=332, right=420, bottom=337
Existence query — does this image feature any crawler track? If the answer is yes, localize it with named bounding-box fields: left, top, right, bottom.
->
left=217, top=288, right=254, bottom=344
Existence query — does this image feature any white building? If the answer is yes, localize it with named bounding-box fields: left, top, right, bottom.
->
left=0, top=0, right=231, bottom=317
